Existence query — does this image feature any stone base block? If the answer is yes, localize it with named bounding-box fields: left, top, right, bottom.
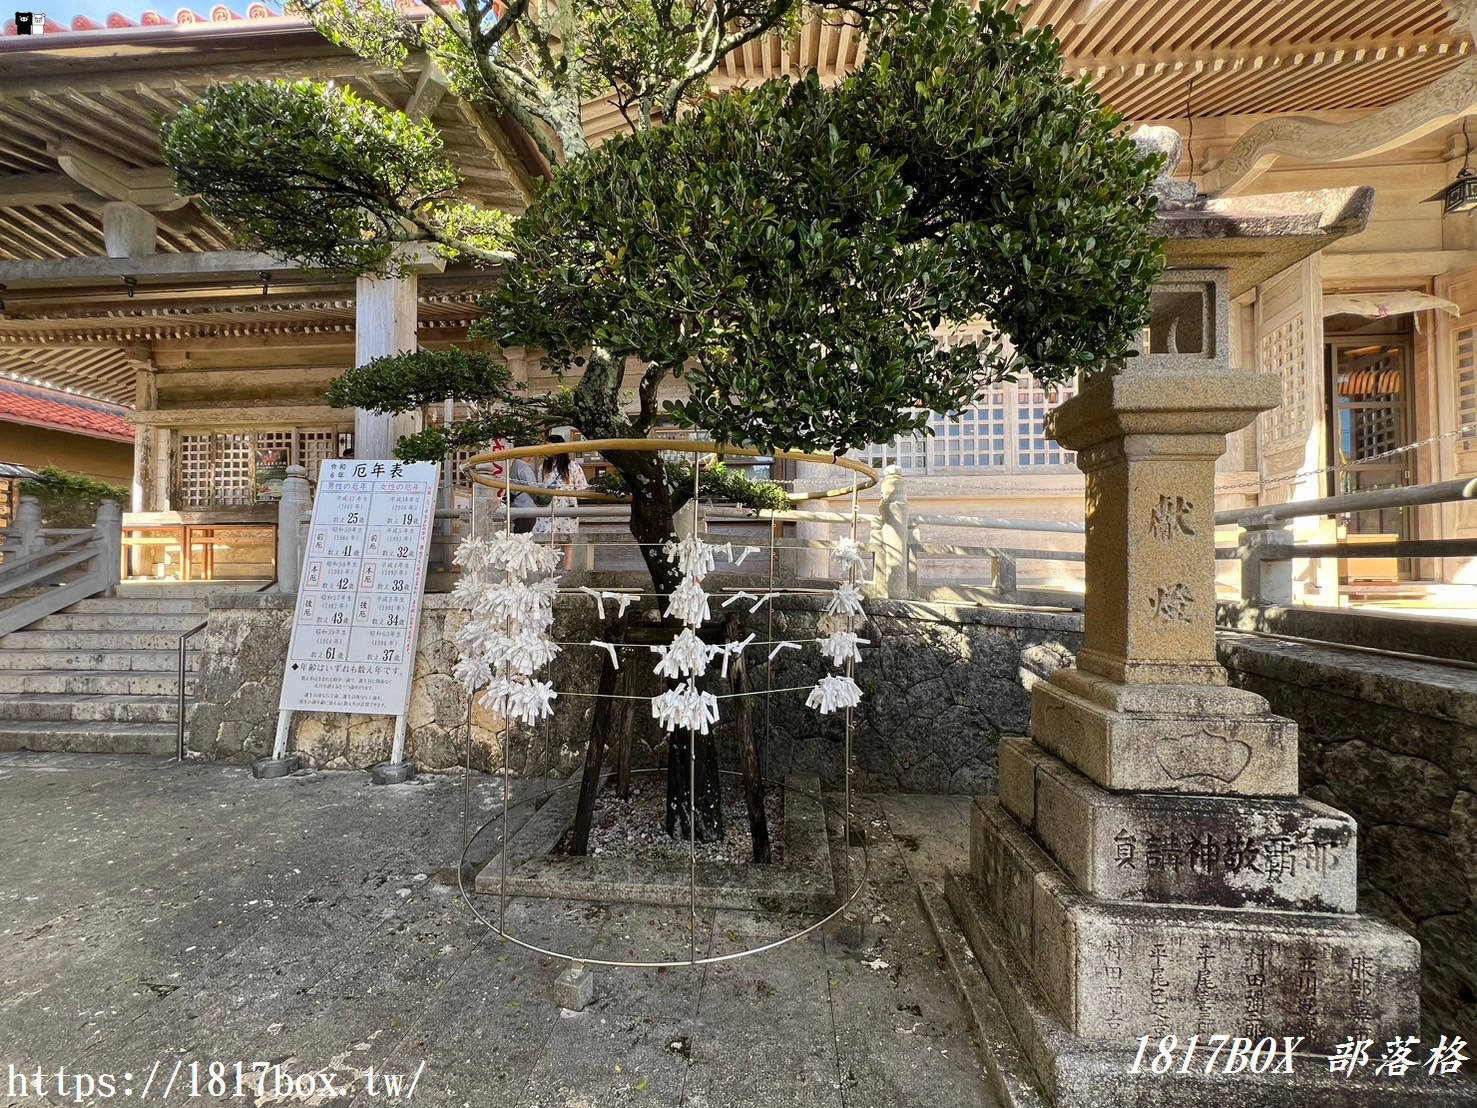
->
left=1000, top=740, right=1357, bottom=912
left=937, top=870, right=1473, bottom=1108
left=971, top=798, right=1418, bottom=1051
left=1031, top=676, right=1298, bottom=796
left=554, top=961, right=595, bottom=1010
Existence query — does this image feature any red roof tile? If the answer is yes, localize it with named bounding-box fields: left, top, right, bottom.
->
left=2, top=1, right=418, bottom=33
left=0, top=379, right=134, bottom=442
left=3, top=5, right=278, bottom=33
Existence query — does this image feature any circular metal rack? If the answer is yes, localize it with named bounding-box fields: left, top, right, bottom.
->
left=453, top=438, right=877, bottom=968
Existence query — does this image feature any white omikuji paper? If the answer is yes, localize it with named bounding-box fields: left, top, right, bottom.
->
left=279, top=460, right=440, bottom=716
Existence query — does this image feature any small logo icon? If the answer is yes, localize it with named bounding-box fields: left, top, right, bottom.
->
left=14, top=11, right=45, bottom=32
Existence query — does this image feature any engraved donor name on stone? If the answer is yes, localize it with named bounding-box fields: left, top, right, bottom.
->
left=1148, top=942, right=1173, bottom=1038
left=1108, top=825, right=1343, bottom=883
left=1244, top=948, right=1268, bottom=1040
left=1349, top=955, right=1377, bottom=1040
left=1149, top=494, right=1197, bottom=542
left=1193, top=942, right=1217, bottom=1035
left=1154, top=726, right=1253, bottom=784
left=1296, top=952, right=1318, bottom=1028
left=1103, top=938, right=1128, bottom=1032
left=1148, top=582, right=1194, bottom=623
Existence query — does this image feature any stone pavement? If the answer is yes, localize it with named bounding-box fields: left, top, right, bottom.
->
left=0, top=753, right=992, bottom=1108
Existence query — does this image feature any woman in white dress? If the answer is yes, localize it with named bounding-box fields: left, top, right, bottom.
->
left=533, top=433, right=589, bottom=569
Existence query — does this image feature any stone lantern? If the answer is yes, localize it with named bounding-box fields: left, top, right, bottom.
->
left=945, top=163, right=1471, bottom=1105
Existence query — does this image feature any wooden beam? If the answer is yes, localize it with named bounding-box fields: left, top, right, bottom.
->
left=0, top=173, right=95, bottom=208
left=1321, top=249, right=1477, bottom=280
left=129, top=404, right=348, bottom=427
left=102, top=202, right=157, bottom=259
left=406, top=62, right=450, bottom=121
left=1204, top=53, right=1477, bottom=195
left=1066, top=0, right=1111, bottom=25
left=454, top=101, right=540, bottom=204
left=0, top=242, right=444, bottom=288
left=0, top=249, right=289, bottom=287
left=50, top=140, right=188, bottom=211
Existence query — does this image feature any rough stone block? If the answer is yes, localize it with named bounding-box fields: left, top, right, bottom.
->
left=942, top=869, right=1474, bottom=1108
left=997, top=737, right=1037, bottom=825
left=971, top=800, right=1420, bottom=1052
left=1033, top=678, right=1299, bottom=797
left=972, top=798, right=1037, bottom=966
left=1029, top=752, right=1358, bottom=912
left=554, top=961, right=594, bottom=1010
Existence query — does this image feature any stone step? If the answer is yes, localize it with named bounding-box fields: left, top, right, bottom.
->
left=0, top=719, right=174, bottom=756
left=0, top=670, right=184, bottom=696
left=30, top=611, right=206, bottom=632
left=115, top=582, right=263, bottom=599
left=63, top=597, right=206, bottom=616
left=0, top=693, right=177, bottom=724
left=0, top=648, right=200, bottom=672
left=0, top=629, right=192, bottom=652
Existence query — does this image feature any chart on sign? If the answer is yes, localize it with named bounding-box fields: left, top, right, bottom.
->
left=279, top=460, right=440, bottom=716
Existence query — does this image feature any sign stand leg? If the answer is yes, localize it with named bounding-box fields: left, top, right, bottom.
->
left=371, top=714, right=417, bottom=785
left=250, top=709, right=301, bottom=779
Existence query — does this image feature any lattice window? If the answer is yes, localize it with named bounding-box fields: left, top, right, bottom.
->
left=178, top=434, right=215, bottom=508
left=857, top=378, right=1075, bottom=475
left=1458, top=325, right=1477, bottom=450
left=173, top=428, right=349, bottom=509
left=932, top=390, right=1009, bottom=469
left=1261, top=315, right=1308, bottom=443
left=1015, top=375, right=1075, bottom=468
left=214, top=433, right=255, bottom=506
left=297, top=431, right=339, bottom=482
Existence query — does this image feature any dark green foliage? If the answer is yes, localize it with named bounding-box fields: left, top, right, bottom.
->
left=20, top=466, right=129, bottom=529
left=327, top=348, right=523, bottom=411
left=837, top=1, right=1164, bottom=377
left=160, top=80, right=507, bottom=273
left=594, top=460, right=790, bottom=510
left=162, top=0, right=1162, bottom=599
left=480, top=0, right=1162, bottom=455
left=325, top=349, right=566, bottom=461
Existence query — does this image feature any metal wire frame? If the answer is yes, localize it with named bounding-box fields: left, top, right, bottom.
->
left=453, top=449, right=869, bottom=968
left=463, top=437, right=878, bottom=503
left=454, top=768, right=870, bottom=970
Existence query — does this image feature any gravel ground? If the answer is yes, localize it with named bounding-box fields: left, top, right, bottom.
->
left=559, top=779, right=786, bottom=864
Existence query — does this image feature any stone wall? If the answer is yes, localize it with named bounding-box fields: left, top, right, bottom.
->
left=187, top=591, right=1081, bottom=794
left=1218, top=631, right=1477, bottom=1042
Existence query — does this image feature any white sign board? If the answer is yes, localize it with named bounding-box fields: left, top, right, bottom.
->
left=279, top=460, right=440, bottom=717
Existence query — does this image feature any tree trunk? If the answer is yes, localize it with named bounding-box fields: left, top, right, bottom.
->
left=613, top=665, right=636, bottom=799
left=570, top=612, right=628, bottom=856
left=598, top=449, right=726, bottom=843
left=605, top=447, right=683, bottom=597
left=665, top=724, right=724, bottom=843
left=725, top=612, right=770, bottom=863
left=572, top=345, right=723, bottom=840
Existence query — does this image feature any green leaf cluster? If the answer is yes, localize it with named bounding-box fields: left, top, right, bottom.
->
left=593, top=459, right=790, bottom=510
left=19, top=466, right=130, bottom=529
left=160, top=80, right=501, bottom=273
left=479, top=0, right=1162, bottom=456
left=325, top=348, right=552, bottom=460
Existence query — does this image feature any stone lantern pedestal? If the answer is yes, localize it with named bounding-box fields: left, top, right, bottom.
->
left=940, top=186, right=1475, bottom=1107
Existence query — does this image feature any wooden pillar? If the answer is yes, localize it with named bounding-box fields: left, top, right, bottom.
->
left=102, top=202, right=156, bottom=259
left=353, top=272, right=424, bottom=459
left=792, top=459, right=831, bottom=580
left=131, top=368, right=157, bottom=513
